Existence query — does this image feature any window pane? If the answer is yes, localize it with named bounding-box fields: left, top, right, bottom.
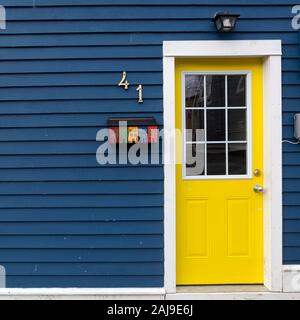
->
left=207, top=144, right=226, bottom=175
left=185, top=75, right=204, bottom=108
left=186, top=109, right=205, bottom=142
left=186, top=143, right=205, bottom=176
left=228, top=143, right=247, bottom=175
left=207, top=109, right=225, bottom=141
left=228, top=75, right=246, bottom=107
left=228, top=109, right=246, bottom=141
left=206, top=75, right=225, bottom=108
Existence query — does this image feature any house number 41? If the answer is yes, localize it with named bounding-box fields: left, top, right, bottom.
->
left=118, top=72, right=144, bottom=103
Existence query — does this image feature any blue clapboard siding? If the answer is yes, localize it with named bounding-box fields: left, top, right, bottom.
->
left=0, top=249, right=163, bottom=262
left=0, top=0, right=299, bottom=288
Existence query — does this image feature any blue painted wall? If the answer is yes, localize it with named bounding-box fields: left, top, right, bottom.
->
left=0, top=0, right=299, bottom=287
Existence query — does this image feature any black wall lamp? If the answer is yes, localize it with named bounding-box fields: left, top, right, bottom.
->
left=213, top=11, right=240, bottom=32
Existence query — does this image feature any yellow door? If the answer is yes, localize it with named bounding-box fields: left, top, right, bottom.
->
left=176, top=58, right=264, bottom=285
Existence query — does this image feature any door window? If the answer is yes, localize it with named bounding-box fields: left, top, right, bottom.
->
left=183, top=73, right=250, bottom=179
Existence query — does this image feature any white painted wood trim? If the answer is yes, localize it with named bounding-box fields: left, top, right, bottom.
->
left=163, top=40, right=283, bottom=294
left=163, top=56, right=177, bottom=294
left=263, top=55, right=283, bottom=292
left=283, top=265, right=300, bottom=292
left=0, top=288, right=165, bottom=300
left=163, top=40, right=282, bottom=58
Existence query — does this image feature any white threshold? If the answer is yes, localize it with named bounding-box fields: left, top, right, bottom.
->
left=166, top=291, right=300, bottom=300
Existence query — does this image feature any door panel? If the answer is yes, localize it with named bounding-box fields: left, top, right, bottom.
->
left=186, top=200, right=208, bottom=257
left=176, top=58, right=264, bottom=285
left=227, top=199, right=250, bottom=257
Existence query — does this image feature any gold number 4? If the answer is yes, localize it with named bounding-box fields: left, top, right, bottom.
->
left=118, top=71, right=130, bottom=90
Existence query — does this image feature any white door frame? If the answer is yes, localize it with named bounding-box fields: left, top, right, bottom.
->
left=163, top=40, right=283, bottom=293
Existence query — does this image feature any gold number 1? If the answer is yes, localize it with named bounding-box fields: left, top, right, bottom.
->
left=136, top=84, right=143, bottom=103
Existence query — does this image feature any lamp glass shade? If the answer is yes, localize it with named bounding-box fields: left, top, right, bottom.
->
left=214, top=13, right=240, bottom=32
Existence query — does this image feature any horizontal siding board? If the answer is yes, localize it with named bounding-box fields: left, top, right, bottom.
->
left=283, top=260, right=300, bottom=264
left=0, top=207, right=164, bottom=222
left=0, top=167, right=164, bottom=182
left=282, top=45, right=300, bottom=58
left=283, top=59, right=300, bottom=72
left=283, top=248, right=300, bottom=261
left=0, top=100, right=163, bottom=115
left=2, top=262, right=163, bottom=276
left=5, top=275, right=163, bottom=288
left=0, top=72, right=163, bottom=88
left=284, top=179, right=300, bottom=192
left=0, top=248, right=163, bottom=262
left=284, top=167, right=300, bottom=178
left=283, top=86, right=300, bottom=99
left=0, top=155, right=161, bottom=168
left=0, top=59, right=163, bottom=73
left=0, top=128, right=119, bottom=142
left=0, top=181, right=163, bottom=195
left=0, top=141, right=110, bottom=155
left=0, top=156, right=161, bottom=169
left=283, top=126, right=293, bottom=140
left=0, top=45, right=163, bottom=60
left=0, top=86, right=162, bottom=101
left=283, top=193, right=300, bottom=206
left=284, top=234, right=300, bottom=247
left=0, top=128, right=102, bottom=142
left=284, top=246, right=300, bottom=263
left=282, top=99, right=300, bottom=112
left=284, top=247, right=300, bottom=258
left=0, top=235, right=163, bottom=249
left=0, top=141, right=160, bottom=155
left=0, top=0, right=298, bottom=6
left=283, top=144, right=300, bottom=153
left=283, top=207, right=300, bottom=220
left=0, top=19, right=296, bottom=35
left=0, top=154, right=162, bottom=169
left=0, top=194, right=164, bottom=208
left=0, top=113, right=163, bottom=128
left=6, top=6, right=295, bottom=21
left=284, top=220, right=300, bottom=233
left=283, top=72, right=300, bottom=85
left=0, top=33, right=297, bottom=47
left=0, top=221, right=163, bottom=235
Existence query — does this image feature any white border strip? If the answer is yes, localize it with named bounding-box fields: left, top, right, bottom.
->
left=163, top=56, right=177, bottom=294
left=263, top=55, right=283, bottom=291
left=0, top=288, right=165, bottom=299
left=164, top=40, right=282, bottom=58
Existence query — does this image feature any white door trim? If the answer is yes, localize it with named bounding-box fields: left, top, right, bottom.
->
left=163, top=40, right=283, bottom=293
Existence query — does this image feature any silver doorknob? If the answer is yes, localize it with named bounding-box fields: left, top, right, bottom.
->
left=253, top=184, right=264, bottom=193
